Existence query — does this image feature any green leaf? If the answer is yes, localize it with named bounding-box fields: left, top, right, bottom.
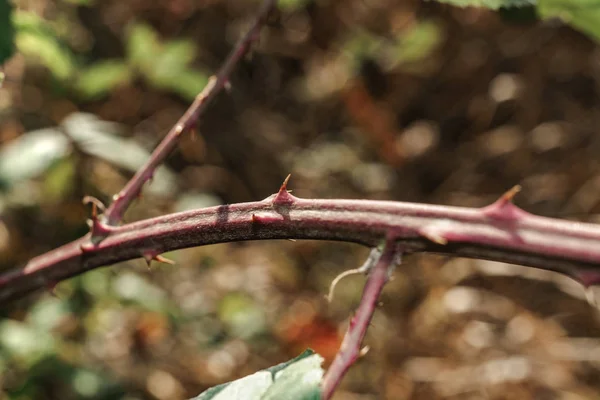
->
left=126, top=22, right=208, bottom=100
left=126, top=22, right=161, bottom=72
left=13, top=11, right=76, bottom=80
left=0, top=0, right=15, bottom=64
left=43, top=157, right=76, bottom=201
left=0, top=320, right=56, bottom=367
left=165, top=69, right=209, bottom=101
left=261, top=353, right=323, bottom=400
left=218, top=292, right=266, bottom=339
left=192, top=350, right=323, bottom=400
left=112, top=272, right=168, bottom=312
left=538, top=0, right=600, bottom=42
left=428, top=0, right=536, bottom=9
left=0, top=127, right=71, bottom=189
left=61, top=112, right=177, bottom=196
left=392, top=21, right=442, bottom=66
left=75, top=60, right=132, bottom=99
left=277, top=0, right=312, bottom=11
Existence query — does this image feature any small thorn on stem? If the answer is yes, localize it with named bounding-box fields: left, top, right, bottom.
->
left=154, top=255, right=175, bottom=265
left=585, top=287, right=598, bottom=309
left=143, top=250, right=174, bottom=268
left=481, top=185, right=526, bottom=220
left=359, top=346, right=370, bottom=358
left=420, top=226, right=448, bottom=245
left=46, top=281, right=59, bottom=297
left=501, top=185, right=522, bottom=204
left=273, top=174, right=296, bottom=206
left=280, top=174, right=291, bottom=192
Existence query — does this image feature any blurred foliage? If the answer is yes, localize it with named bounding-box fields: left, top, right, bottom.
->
left=0, top=0, right=15, bottom=66
left=126, top=23, right=209, bottom=100
left=13, top=10, right=76, bottom=80
left=8, top=10, right=207, bottom=101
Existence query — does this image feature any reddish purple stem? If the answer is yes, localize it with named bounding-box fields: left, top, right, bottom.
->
left=4, top=189, right=600, bottom=304
left=321, top=241, right=401, bottom=399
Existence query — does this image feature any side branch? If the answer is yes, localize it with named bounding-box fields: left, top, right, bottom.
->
left=321, top=241, right=402, bottom=399
left=101, top=0, right=277, bottom=225
left=4, top=190, right=600, bottom=304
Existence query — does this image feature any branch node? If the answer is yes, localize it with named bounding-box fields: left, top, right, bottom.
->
left=83, top=196, right=112, bottom=243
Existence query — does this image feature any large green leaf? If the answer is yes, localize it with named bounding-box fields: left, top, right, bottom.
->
left=192, top=350, right=323, bottom=400
left=0, top=0, right=15, bottom=65
left=538, top=0, right=600, bottom=41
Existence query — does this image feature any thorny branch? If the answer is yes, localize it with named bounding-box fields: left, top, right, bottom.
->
left=4, top=181, right=600, bottom=304
left=321, top=240, right=402, bottom=399
left=100, top=0, right=278, bottom=226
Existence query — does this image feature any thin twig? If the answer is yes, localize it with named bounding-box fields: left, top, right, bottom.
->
left=321, top=240, right=401, bottom=399
left=101, top=0, right=277, bottom=226
left=4, top=185, right=600, bottom=303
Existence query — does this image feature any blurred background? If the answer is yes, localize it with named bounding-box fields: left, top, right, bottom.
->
left=2, top=0, right=600, bottom=398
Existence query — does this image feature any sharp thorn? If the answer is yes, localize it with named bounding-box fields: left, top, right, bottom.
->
left=359, top=346, right=370, bottom=357
left=272, top=174, right=295, bottom=206
left=280, top=174, right=291, bottom=193
left=144, top=253, right=153, bottom=268
left=154, top=255, right=175, bottom=265
left=421, top=229, right=448, bottom=245
left=585, top=287, right=598, bottom=309
left=501, top=185, right=522, bottom=204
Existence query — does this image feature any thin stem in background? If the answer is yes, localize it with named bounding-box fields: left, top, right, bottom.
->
left=101, top=0, right=277, bottom=226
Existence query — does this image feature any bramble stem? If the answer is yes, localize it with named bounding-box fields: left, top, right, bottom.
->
left=3, top=189, right=600, bottom=304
